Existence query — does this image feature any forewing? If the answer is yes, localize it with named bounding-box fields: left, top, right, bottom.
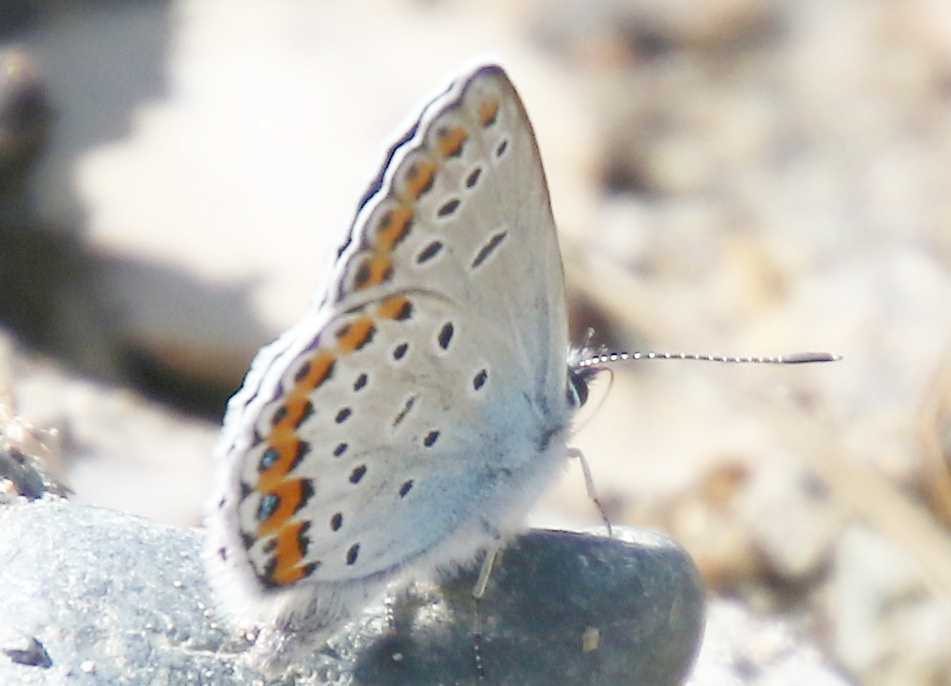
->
left=330, top=64, right=568, bottom=391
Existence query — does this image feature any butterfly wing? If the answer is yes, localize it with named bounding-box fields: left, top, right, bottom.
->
left=206, top=65, right=571, bottom=636
left=328, top=66, right=569, bottom=392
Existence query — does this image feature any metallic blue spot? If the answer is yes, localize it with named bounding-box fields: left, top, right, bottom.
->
left=259, top=448, right=280, bottom=472
left=257, top=494, right=280, bottom=521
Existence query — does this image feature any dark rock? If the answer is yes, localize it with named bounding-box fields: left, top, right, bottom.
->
left=346, top=528, right=705, bottom=686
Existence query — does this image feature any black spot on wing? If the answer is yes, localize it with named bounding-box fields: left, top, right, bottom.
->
left=465, top=167, right=482, bottom=189
left=294, top=360, right=312, bottom=383
left=350, top=465, right=367, bottom=484
left=416, top=241, right=443, bottom=264
left=437, top=198, right=461, bottom=217
left=473, top=369, right=488, bottom=390
left=438, top=322, right=454, bottom=350
left=393, top=395, right=417, bottom=427
left=472, top=231, right=507, bottom=269
left=346, top=543, right=360, bottom=565
left=249, top=430, right=264, bottom=448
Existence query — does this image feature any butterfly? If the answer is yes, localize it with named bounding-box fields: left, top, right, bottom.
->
left=205, top=63, right=601, bottom=670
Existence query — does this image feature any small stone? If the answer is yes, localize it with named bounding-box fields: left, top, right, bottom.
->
left=581, top=626, right=600, bottom=653
left=0, top=446, right=69, bottom=501
left=338, top=528, right=704, bottom=685
left=1, top=633, right=52, bottom=669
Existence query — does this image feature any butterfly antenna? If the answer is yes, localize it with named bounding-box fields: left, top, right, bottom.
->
left=576, top=350, right=842, bottom=368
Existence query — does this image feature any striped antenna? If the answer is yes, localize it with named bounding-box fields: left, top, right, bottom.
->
left=576, top=351, right=841, bottom=368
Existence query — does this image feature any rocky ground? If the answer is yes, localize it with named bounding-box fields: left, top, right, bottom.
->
left=2, top=1, right=951, bottom=684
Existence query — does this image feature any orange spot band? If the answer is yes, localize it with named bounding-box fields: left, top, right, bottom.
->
left=438, top=126, right=468, bottom=157
left=257, top=479, right=311, bottom=537
left=479, top=99, right=499, bottom=127
left=405, top=160, right=436, bottom=200
left=377, top=295, right=411, bottom=320
left=376, top=206, right=413, bottom=251
left=337, top=316, right=375, bottom=352
left=298, top=352, right=335, bottom=391
left=258, top=438, right=302, bottom=488
left=275, top=395, right=311, bottom=430
left=354, top=254, right=391, bottom=290
left=271, top=521, right=310, bottom=584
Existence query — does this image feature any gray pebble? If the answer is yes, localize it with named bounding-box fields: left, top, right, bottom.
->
left=0, top=499, right=704, bottom=685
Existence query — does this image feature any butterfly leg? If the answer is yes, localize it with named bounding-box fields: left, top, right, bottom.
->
left=567, top=446, right=613, bottom=537
left=472, top=543, right=502, bottom=681
left=473, top=545, right=499, bottom=600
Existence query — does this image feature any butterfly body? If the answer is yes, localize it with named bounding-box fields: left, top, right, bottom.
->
left=205, top=65, right=588, bottom=665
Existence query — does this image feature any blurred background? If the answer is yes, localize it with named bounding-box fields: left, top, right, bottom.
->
left=1, top=1, right=950, bottom=684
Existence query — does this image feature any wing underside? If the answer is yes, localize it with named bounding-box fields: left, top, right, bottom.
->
left=206, top=65, right=571, bottom=624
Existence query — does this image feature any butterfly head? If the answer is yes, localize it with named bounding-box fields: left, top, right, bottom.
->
left=567, top=363, right=602, bottom=409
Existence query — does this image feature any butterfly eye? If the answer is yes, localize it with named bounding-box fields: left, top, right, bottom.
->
left=567, top=367, right=590, bottom=408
